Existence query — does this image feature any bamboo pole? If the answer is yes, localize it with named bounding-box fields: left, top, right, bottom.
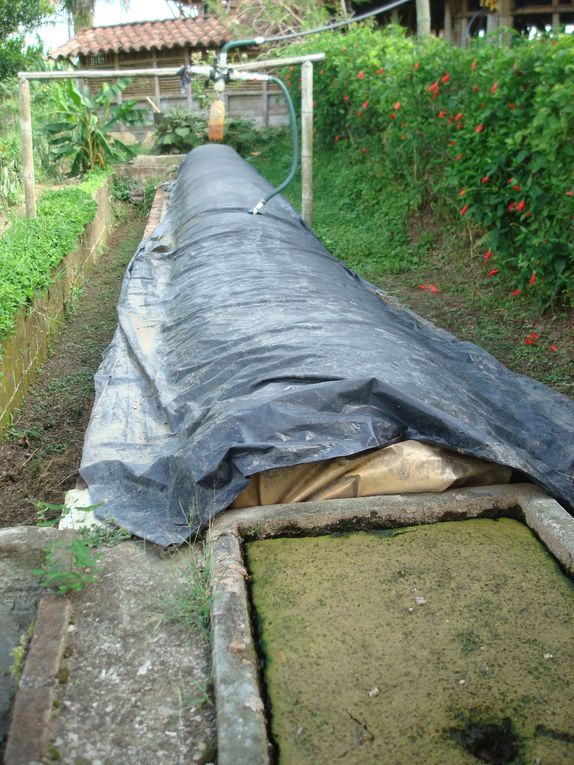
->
left=17, top=54, right=326, bottom=82
left=19, top=78, right=36, bottom=219
left=416, top=0, right=431, bottom=36
left=301, top=60, right=313, bottom=226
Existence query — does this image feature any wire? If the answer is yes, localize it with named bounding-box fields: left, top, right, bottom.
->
left=220, top=0, right=413, bottom=59
left=252, top=75, right=298, bottom=214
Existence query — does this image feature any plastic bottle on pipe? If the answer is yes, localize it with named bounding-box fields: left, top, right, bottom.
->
left=208, top=98, right=225, bottom=142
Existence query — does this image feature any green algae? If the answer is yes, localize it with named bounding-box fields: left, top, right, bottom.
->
left=246, top=518, right=574, bottom=765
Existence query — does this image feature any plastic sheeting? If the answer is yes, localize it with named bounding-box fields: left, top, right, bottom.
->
left=231, top=440, right=513, bottom=507
left=81, top=145, right=574, bottom=545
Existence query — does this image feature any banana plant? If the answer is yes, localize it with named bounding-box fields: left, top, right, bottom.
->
left=42, top=77, right=148, bottom=176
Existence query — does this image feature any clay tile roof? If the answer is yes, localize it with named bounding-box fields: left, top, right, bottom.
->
left=49, top=16, right=237, bottom=59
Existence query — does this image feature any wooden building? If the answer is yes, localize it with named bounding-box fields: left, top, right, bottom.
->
left=49, top=15, right=287, bottom=127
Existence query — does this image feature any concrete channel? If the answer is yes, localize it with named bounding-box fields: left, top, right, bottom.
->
left=208, top=484, right=574, bottom=765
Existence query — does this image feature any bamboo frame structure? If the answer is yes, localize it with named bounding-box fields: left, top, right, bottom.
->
left=17, top=52, right=325, bottom=220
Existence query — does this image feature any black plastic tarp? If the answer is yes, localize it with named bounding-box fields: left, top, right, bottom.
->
left=81, top=145, right=574, bottom=545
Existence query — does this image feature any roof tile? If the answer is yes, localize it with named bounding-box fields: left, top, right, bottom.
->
left=50, top=16, right=236, bottom=59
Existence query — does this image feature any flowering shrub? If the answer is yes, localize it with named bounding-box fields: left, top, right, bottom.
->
left=281, top=26, right=574, bottom=304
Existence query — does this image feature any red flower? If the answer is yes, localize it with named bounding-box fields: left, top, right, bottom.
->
left=529, top=272, right=537, bottom=286
left=449, top=140, right=457, bottom=146
left=529, top=332, right=539, bottom=340
left=488, top=269, right=500, bottom=277
left=361, top=146, right=367, bottom=156
left=483, top=249, right=492, bottom=262
left=357, top=110, right=363, bottom=118
left=429, top=283, right=440, bottom=293
left=363, top=100, right=369, bottom=109
left=394, top=101, right=401, bottom=110
left=455, top=112, right=463, bottom=121
left=516, top=200, right=525, bottom=212
left=509, top=103, right=515, bottom=110
left=455, top=154, right=463, bottom=160
left=481, top=176, right=489, bottom=184
left=418, top=284, right=427, bottom=290
left=511, top=289, right=521, bottom=296
left=439, top=110, right=446, bottom=118
left=507, top=201, right=515, bottom=212
left=441, top=74, right=450, bottom=84
left=473, top=85, right=479, bottom=93
left=567, top=191, right=573, bottom=197
left=343, top=95, right=349, bottom=102
left=490, top=82, right=498, bottom=94
left=414, top=62, right=420, bottom=71
left=460, top=204, right=469, bottom=216
left=401, top=133, right=406, bottom=141
left=459, top=189, right=466, bottom=197
left=471, top=61, right=477, bottom=71
left=390, top=112, right=396, bottom=120
left=551, top=344, right=558, bottom=352
left=358, top=71, right=365, bottom=79
left=514, top=185, right=522, bottom=191
left=376, top=67, right=384, bottom=75
left=429, top=81, right=439, bottom=93
left=475, top=123, right=484, bottom=133
left=524, top=338, right=534, bottom=346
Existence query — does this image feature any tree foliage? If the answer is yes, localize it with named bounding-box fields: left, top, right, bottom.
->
left=0, top=0, right=54, bottom=39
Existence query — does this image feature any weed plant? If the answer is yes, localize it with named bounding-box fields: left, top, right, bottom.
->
left=160, top=535, right=214, bottom=640
left=0, top=171, right=109, bottom=344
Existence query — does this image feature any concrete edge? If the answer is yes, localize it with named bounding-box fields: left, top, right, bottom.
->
left=208, top=483, right=574, bottom=765
left=209, top=531, right=270, bottom=765
left=143, top=183, right=170, bottom=241
left=4, top=594, right=71, bottom=765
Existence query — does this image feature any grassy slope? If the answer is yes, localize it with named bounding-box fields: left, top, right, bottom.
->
left=250, top=137, right=573, bottom=398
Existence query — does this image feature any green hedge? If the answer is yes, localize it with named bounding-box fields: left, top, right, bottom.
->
left=0, top=171, right=108, bottom=339
left=282, top=26, right=574, bottom=304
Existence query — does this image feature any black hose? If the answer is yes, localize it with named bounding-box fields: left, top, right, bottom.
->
left=219, top=0, right=413, bottom=60
left=252, top=75, right=298, bottom=214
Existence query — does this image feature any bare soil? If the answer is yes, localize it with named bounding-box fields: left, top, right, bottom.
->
left=0, top=205, right=145, bottom=528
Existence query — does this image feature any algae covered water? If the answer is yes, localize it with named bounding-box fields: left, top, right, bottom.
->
left=246, top=518, right=574, bottom=764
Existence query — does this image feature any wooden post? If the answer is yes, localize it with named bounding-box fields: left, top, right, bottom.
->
left=19, top=78, right=36, bottom=219
left=262, top=79, right=269, bottom=128
left=416, top=0, right=431, bottom=36
left=444, top=0, right=452, bottom=41
left=498, top=0, right=512, bottom=45
left=301, top=60, right=313, bottom=226
left=152, top=50, right=162, bottom=112
left=114, top=53, right=123, bottom=103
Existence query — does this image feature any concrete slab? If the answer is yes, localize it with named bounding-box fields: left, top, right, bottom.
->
left=207, top=484, right=574, bottom=765
left=1, top=529, right=216, bottom=765
left=43, top=540, right=216, bottom=765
